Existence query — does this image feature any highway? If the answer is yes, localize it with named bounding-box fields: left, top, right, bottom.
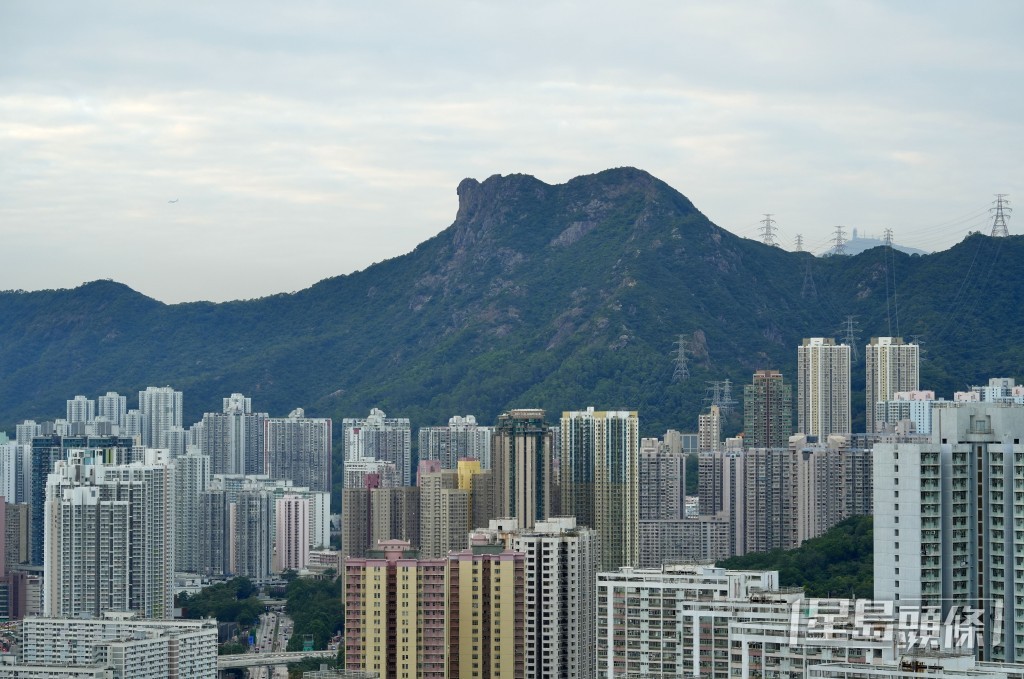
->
left=216, top=611, right=333, bottom=676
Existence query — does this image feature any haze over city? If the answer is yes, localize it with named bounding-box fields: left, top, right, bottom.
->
left=2, top=0, right=1021, bottom=303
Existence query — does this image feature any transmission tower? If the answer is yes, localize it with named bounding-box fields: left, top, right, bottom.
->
left=991, top=194, right=1011, bottom=237
left=910, top=334, right=928, bottom=363
left=759, top=214, right=780, bottom=247
left=883, top=228, right=893, bottom=247
left=794, top=234, right=804, bottom=252
left=719, top=379, right=738, bottom=413
left=800, top=261, right=818, bottom=299
left=841, top=315, right=860, bottom=362
left=704, top=381, right=722, bottom=409
left=671, top=335, right=690, bottom=382
left=831, top=226, right=848, bottom=255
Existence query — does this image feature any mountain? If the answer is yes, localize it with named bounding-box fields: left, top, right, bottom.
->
left=1, top=168, right=1021, bottom=446
left=835, top=230, right=929, bottom=256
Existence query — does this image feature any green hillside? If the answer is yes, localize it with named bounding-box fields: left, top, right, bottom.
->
left=718, top=515, right=874, bottom=598
left=1, top=168, right=1019, bottom=445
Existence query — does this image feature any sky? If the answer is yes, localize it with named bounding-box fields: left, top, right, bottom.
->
left=2, top=1, right=1021, bottom=303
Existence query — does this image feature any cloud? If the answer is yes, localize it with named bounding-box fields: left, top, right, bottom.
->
left=1, top=0, right=1022, bottom=301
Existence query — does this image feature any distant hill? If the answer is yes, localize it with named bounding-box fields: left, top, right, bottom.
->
left=718, top=515, right=874, bottom=598
left=830, top=230, right=929, bottom=256
left=1, top=168, right=1021, bottom=449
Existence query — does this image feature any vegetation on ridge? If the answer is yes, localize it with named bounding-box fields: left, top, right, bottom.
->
left=1, top=169, right=1021, bottom=508
left=718, top=515, right=874, bottom=599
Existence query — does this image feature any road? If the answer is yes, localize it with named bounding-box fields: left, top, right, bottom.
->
left=247, top=610, right=293, bottom=679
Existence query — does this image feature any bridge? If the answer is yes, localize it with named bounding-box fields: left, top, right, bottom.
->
left=218, top=649, right=335, bottom=671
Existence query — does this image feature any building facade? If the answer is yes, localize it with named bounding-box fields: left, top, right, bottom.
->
left=492, top=409, right=554, bottom=532
left=797, top=338, right=851, bottom=438
left=43, top=449, right=174, bottom=619
left=560, top=407, right=639, bottom=571
left=264, top=408, right=332, bottom=492
left=873, top=402, right=1024, bottom=662
left=343, top=408, right=413, bottom=486
left=865, top=337, right=920, bottom=433
left=743, top=369, right=793, bottom=448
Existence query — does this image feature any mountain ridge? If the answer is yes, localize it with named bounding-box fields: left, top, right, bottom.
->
left=1, top=168, right=1020, bottom=455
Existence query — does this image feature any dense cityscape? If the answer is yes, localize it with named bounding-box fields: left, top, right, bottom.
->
left=0, top=334, right=1022, bottom=678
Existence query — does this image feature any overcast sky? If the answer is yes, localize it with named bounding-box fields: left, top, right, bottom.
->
left=2, top=1, right=1021, bottom=303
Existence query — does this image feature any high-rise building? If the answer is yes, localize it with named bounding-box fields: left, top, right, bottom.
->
left=865, top=337, right=920, bottom=433
left=874, top=390, right=936, bottom=435
left=418, top=415, right=494, bottom=470
left=173, top=449, right=210, bottom=573
left=507, top=517, right=597, bottom=679
left=698, top=405, right=722, bottom=452
left=418, top=466, right=468, bottom=559
left=446, top=540, right=526, bottom=679
left=560, top=407, right=639, bottom=571
left=0, top=440, right=29, bottom=504
left=637, top=516, right=733, bottom=567
left=873, top=402, right=1024, bottom=662
left=199, top=478, right=279, bottom=582
left=197, top=393, right=267, bottom=475
left=956, top=376, right=1024, bottom=404
left=274, top=494, right=311, bottom=573
left=4, top=502, right=30, bottom=570
left=65, top=395, right=95, bottom=424
left=344, top=541, right=448, bottom=679
left=597, top=565, right=790, bottom=678
left=343, top=408, right=413, bottom=486
left=138, top=386, right=183, bottom=448
left=264, top=408, right=332, bottom=492
left=29, top=434, right=135, bottom=565
left=341, top=475, right=419, bottom=560
left=343, top=539, right=525, bottom=679
left=15, top=421, right=40, bottom=447
left=638, top=437, right=686, bottom=521
left=797, top=338, right=851, bottom=437
left=492, top=409, right=555, bottom=531
left=743, top=369, right=793, bottom=448
left=97, top=391, right=128, bottom=429
left=43, top=449, right=174, bottom=619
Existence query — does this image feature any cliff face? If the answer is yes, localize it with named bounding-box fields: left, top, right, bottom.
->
left=0, top=168, right=1020, bottom=442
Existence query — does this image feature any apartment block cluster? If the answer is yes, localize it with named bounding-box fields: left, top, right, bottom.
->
left=0, top=387, right=332, bottom=677
left=2, top=331, right=1024, bottom=678
left=336, top=335, right=1024, bottom=678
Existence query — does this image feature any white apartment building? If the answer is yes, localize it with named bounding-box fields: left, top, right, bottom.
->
left=417, top=415, right=493, bottom=469
left=138, top=386, right=183, bottom=448
left=510, top=517, right=598, bottom=679
left=264, top=407, right=332, bottom=492
left=43, top=449, right=174, bottom=619
left=65, top=395, right=96, bottom=424
left=16, top=614, right=217, bottom=679
left=865, top=337, right=920, bottom=433
left=797, top=338, right=851, bottom=438
left=596, top=564, right=922, bottom=679
left=875, top=390, right=937, bottom=435
left=172, top=448, right=210, bottom=574
left=342, top=408, right=412, bottom=486
left=275, top=494, right=311, bottom=573
left=874, top=402, right=1024, bottom=662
